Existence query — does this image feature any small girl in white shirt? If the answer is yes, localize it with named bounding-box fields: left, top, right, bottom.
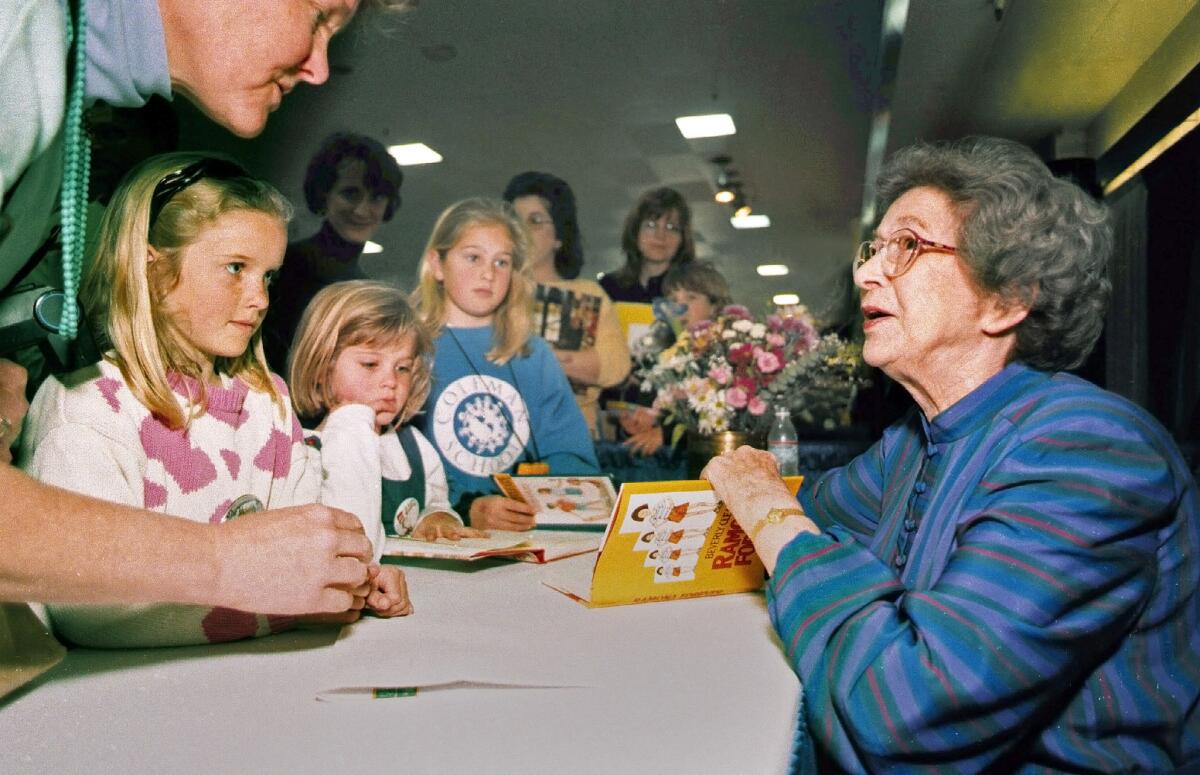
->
left=289, top=280, right=481, bottom=556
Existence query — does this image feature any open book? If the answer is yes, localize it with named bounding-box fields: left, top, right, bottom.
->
left=534, top=284, right=603, bottom=351
left=383, top=529, right=601, bottom=564
left=542, top=477, right=803, bottom=607
left=492, top=474, right=617, bottom=527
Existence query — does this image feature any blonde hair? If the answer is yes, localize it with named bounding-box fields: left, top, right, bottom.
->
left=410, top=197, right=532, bottom=364
left=82, top=151, right=292, bottom=429
left=289, top=280, right=432, bottom=426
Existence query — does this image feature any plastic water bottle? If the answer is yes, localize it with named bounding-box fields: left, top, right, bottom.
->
left=768, top=406, right=800, bottom=476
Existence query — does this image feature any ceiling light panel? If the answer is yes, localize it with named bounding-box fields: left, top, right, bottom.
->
left=675, top=114, right=737, bottom=139
left=731, top=214, right=771, bottom=229
left=756, top=264, right=788, bottom=276
left=773, top=294, right=801, bottom=306
left=387, top=143, right=443, bottom=166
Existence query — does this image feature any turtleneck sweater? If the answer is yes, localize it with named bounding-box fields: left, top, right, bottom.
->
left=261, top=221, right=368, bottom=375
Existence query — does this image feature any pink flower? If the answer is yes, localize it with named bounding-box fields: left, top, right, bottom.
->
left=708, top=364, right=731, bottom=385
left=722, top=304, right=752, bottom=320
left=734, top=376, right=757, bottom=395
left=766, top=333, right=786, bottom=348
left=747, top=396, right=767, bottom=415
left=756, top=350, right=782, bottom=374
left=793, top=329, right=817, bottom=353
left=726, top=385, right=748, bottom=409
left=728, top=343, right=754, bottom=365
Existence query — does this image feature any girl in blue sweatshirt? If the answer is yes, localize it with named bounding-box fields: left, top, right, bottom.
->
left=412, top=198, right=599, bottom=530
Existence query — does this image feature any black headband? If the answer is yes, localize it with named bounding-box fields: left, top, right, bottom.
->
left=148, top=158, right=249, bottom=231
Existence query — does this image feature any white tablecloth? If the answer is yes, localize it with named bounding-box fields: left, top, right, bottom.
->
left=0, top=553, right=800, bottom=774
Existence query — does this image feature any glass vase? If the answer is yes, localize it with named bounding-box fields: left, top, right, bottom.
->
left=685, top=430, right=753, bottom=479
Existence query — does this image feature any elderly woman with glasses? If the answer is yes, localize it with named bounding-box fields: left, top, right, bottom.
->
left=704, top=136, right=1199, bottom=772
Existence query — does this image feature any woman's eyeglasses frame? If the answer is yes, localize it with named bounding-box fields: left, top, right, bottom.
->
left=854, top=227, right=958, bottom=278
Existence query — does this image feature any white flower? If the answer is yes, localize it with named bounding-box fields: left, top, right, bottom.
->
left=732, top=319, right=753, bottom=333
left=749, top=323, right=766, bottom=339
left=721, top=329, right=737, bottom=339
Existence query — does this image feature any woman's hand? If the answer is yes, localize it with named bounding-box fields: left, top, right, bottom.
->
left=365, top=564, right=413, bottom=617
left=411, top=512, right=488, bottom=542
left=0, top=359, right=29, bottom=464
left=213, top=504, right=373, bottom=615
left=619, top=407, right=657, bottom=436
left=624, top=426, right=664, bottom=457
left=702, top=445, right=818, bottom=574
left=293, top=574, right=369, bottom=627
left=469, top=495, right=536, bottom=531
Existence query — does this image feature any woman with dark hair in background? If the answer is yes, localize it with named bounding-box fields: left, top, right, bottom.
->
left=596, top=187, right=697, bottom=459
left=599, top=187, right=696, bottom=303
left=503, top=171, right=629, bottom=437
left=262, top=132, right=404, bottom=374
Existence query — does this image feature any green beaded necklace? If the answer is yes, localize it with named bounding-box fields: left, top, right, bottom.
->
left=59, top=0, right=90, bottom=341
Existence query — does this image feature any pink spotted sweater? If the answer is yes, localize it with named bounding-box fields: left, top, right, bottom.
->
left=19, top=358, right=320, bottom=648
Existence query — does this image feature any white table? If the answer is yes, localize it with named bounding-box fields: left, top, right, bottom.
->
left=0, top=553, right=800, bottom=774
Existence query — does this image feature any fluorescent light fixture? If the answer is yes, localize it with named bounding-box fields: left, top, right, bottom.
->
left=883, top=0, right=910, bottom=36
left=730, top=213, right=771, bottom=229
left=363, top=241, right=383, bottom=254
left=1104, top=106, right=1200, bottom=195
left=387, top=143, right=443, bottom=166
left=756, top=264, right=788, bottom=277
left=675, top=113, right=736, bottom=139
left=773, top=293, right=800, bottom=306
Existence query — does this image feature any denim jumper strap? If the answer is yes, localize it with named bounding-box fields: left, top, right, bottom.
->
left=380, top=426, right=427, bottom=536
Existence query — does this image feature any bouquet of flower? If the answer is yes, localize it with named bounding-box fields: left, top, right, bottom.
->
left=634, top=304, right=869, bottom=441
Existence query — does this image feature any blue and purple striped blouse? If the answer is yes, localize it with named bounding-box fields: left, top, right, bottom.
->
left=769, top=362, right=1199, bottom=773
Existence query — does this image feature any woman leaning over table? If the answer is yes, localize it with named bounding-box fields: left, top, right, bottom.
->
left=1, top=0, right=403, bottom=632
left=703, top=136, right=1199, bottom=773
left=503, top=171, right=630, bottom=437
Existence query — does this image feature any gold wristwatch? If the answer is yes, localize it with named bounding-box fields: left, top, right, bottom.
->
left=748, top=507, right=806, bottom=542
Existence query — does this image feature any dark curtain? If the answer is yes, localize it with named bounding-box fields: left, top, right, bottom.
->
left=1142, top=127, right=1200, bottom=448
left=1102, top=175, right=1149, bottom=407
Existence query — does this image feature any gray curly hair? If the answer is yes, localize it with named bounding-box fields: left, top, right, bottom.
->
left=875, top=136, right=1112, bottom=372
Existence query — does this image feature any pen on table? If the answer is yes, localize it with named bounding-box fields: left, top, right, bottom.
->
left=316, top=680, right=589, bottom=702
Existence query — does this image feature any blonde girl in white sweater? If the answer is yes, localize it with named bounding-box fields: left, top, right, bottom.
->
left=20, top=153, right=410, bottom=648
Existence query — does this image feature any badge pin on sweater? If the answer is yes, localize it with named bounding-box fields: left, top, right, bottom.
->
left=222, top=494, right=264, bottom=522
left=391, top=497, right=419, bottom=536
left=516, top=462, right=549, bottom=475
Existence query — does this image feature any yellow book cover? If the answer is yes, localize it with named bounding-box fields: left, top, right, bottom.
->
left=542, top=477, right=803, bottom=607
left=613, top=301, right=655, bottom=350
